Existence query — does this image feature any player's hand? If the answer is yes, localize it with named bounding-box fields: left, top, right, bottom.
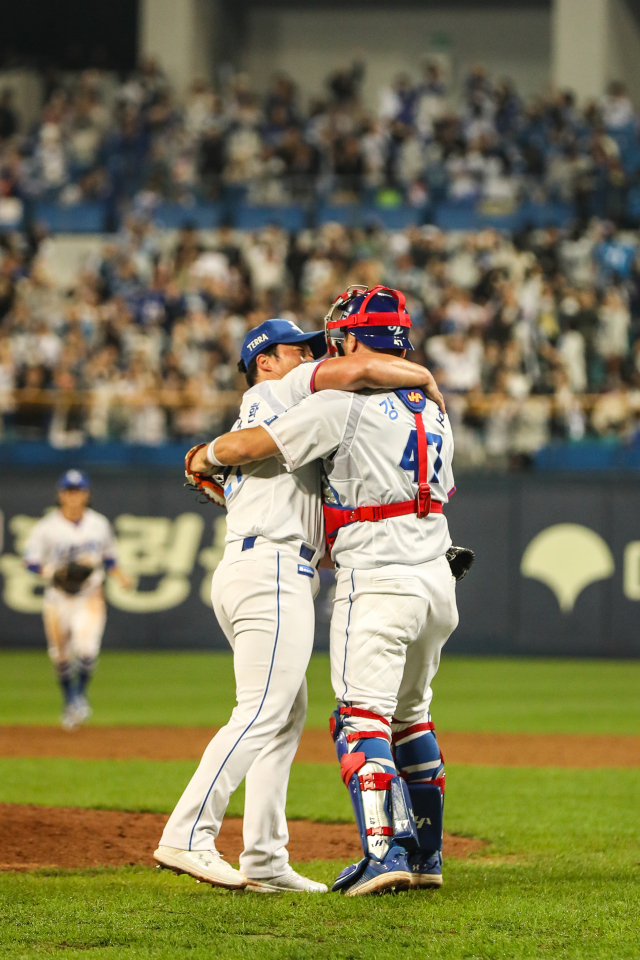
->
left=185, top=444, right=226, bottom=508
left=422, top=369, right=446, bottom=414
left=189, top=443, right=214, bottom=475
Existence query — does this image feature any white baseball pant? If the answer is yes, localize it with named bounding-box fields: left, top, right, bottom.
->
left=43, top=590, right=107, bottom=665
left=330, top=554, right=458, bottom=724
left=160, top=538, right=319, bottom=878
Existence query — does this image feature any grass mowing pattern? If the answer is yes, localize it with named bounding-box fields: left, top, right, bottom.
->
left=2, top=863, right=640, bottom=960
left=0, top=758, right=351, bottom=820
left=1, top=653, right=640, bottom=957
left=2, top=651, right=640, bottom=732
left=1, top=762, right=639, bottom=958
left=1, top=758, right=639, bottom=869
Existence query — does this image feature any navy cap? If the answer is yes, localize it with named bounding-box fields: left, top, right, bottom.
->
left=239, top=319, right=326, bottom=370
left=57, top=469, right=90, bottom=490
left=350, top=325, right=413, bottom=351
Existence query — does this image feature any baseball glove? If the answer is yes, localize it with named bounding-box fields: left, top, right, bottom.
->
left=184, top=443, right=226, bottom=508
left=446, top=546, right=475, bottom=581
left=52, top=562, right=94, bottom=595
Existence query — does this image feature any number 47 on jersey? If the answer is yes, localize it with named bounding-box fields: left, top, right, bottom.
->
left=400, top=430, right=443, bottom=484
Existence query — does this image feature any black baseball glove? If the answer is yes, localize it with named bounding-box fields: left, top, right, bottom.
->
left=52, top=562, right=94, bottom=595
left=446, top=546, right=475, bottom=581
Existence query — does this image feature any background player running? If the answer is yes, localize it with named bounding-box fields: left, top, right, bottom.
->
left=23, top=470, right=131, bottom=730
left=155, top=317, right=445, bottom=893
left=202, top=287, right=474, bottom=896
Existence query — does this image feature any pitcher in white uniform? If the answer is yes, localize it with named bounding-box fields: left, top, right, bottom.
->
left=155, top=317, right=445, bottom=893
left=23, top=469, right=131, bottom=730
left=205, top=287, right=473, bottom=896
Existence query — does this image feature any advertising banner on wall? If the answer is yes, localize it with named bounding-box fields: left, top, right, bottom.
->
left=0, top=470, right=638, bottom=657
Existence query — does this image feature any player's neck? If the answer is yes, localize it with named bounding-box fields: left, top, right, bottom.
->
left=60, top=507, right=85, bottom=524
left=349, top=344, right=404, bottom=361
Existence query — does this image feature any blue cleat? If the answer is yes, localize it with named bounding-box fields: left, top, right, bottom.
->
left=332, top=845, right=412, bottom=896
left=408, top=850, right=443, bottom=888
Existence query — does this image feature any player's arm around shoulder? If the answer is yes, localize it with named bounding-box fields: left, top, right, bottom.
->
left=204, top=389, right=352, bottom=472
left=208, top=423, right=282, bottom=468
left=188, top=388, right=280, bottom=473
left=279, top=353, right=445, bottom=412
left=252, top=389, right=352, bottom=472
left=312, top=355, right=446, bottom=413
left=185, top=385, right=280, bottom=476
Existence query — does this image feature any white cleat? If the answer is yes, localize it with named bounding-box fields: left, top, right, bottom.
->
left=153, top=845, right=247, bottom=889
left=245, top=868, right=328, bottom=894
left=61, top=703, right=80, bottom=731
left=73, top=695, right=92, bottom=724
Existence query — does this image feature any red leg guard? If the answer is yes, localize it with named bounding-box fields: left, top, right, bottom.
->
left=340, top=751, right=366, bottom=786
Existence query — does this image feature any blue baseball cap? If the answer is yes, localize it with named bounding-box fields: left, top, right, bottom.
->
left=57, top=469, right=90, bottom=490
left=350, top=324, right=413, bottom=351
left=239, top=319, right=326, bottom=371
left=340, top=291, right=413, bottom=351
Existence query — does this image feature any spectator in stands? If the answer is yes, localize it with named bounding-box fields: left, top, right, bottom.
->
left=3, top=57, right=640, bottom=223
left=4, top=47, right=640, bottom=466
left=0, top=90, right=18, bottom=141
left=2, top=214, right=640, bottom=463
left=327, top=61, right=364, bottom=106
left=597, top=287, right=631, bottom=381
left=426, top=331, right=483, bottom=392
left=13, top=364, right=50, bottom=440
left=601, top=82, right=635, bottom=131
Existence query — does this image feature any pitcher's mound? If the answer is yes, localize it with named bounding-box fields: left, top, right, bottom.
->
left=0, top=804, right=485, bottom=871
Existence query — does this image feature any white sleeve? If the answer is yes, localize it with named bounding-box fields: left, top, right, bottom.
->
left=280, top=359, right=327, bottom=405
left=23, top=522, right=47, bottom=571
left=440, top=422, right=456, bottom=502
left=102, top=519, right=118, bottom=568
left=262, top=390, right=352, bottom=472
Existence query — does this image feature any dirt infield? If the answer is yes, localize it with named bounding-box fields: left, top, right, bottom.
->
left=1, top=726, right=639, bottom=767
left=0, top=804, right=485, bottom=872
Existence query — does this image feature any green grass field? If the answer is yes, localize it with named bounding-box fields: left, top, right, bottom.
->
left=3, top=650, right=640, bottom=733
left=1, top=652, right=639, bottom=959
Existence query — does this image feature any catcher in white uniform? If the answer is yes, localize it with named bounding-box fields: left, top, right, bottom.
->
left=154, top=317, right=445, bottom=893
left=23, top=469, right=131, bottom=730
left=205, top=287, right=474, bottom=896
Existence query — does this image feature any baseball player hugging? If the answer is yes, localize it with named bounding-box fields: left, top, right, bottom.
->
left=205, top=286, right=474, bottom=896
left=154, top=314, right=446, bottom=893
left=22, top=470, right=131, bottom=730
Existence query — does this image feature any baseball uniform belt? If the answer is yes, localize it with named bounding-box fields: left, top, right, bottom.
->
left=323, top=498, right=444, bottom=548
left=225, top=536, right=319, bottom=565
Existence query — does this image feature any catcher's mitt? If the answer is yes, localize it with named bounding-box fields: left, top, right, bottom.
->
left=185, top=443, right=226, bottom=508
left=446, top=546, right=475, bottom=581
left=52, top=561, right=94, bottom=595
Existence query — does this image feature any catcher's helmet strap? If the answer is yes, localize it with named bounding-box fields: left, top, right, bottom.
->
left=326, top=284, right=410, bottom=330
left=329, top=312, right=412, bottom=329
left=361, top=284, right=407, bottom=314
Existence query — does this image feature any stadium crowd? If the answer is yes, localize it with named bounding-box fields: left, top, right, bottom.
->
left=0, top=57, right=639, bottom=219
left=1, top=214, right=640, bottom=468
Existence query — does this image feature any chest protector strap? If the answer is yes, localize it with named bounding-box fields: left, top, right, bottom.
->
left=323, top=388, right=442, bottom=548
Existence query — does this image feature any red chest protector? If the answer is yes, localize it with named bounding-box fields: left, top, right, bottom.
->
left=322, top=388, right=444, bottom=550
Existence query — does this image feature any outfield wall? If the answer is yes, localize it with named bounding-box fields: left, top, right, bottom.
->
left=0, top=470, right=638, bottom=658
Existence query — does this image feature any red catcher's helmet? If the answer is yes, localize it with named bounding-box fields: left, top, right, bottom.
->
left=323, top=285, right=413, bottom=355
